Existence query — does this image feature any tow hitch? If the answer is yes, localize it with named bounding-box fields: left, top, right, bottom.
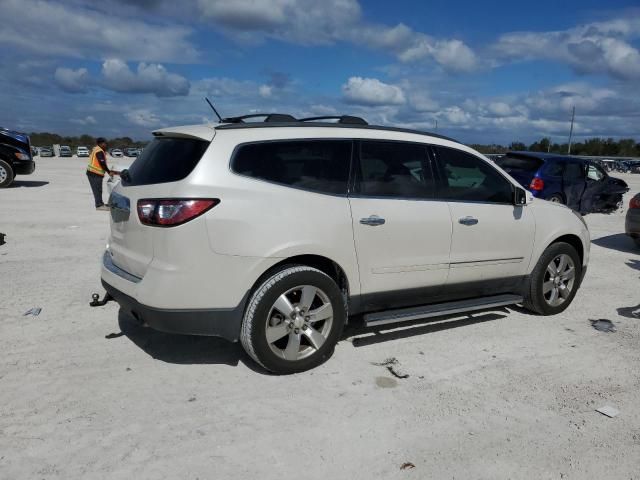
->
left=89, top=292, right=113, bottom=307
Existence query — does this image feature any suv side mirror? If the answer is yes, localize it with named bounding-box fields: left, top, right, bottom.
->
left=514, top=187, right=527, bottom=206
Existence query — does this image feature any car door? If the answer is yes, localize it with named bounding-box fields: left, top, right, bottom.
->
left=581, top=162, right=611, bottom=213
left=562, top=161, right=585, bottom=210
left=431, top=145, right=535, bottom=293
left=348, top=140, right=452, bottom=311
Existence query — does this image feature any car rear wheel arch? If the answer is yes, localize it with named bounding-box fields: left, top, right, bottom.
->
left=251, top=255, right=350, bottom=301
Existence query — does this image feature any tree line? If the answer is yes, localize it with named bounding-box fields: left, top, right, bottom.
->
left=471, top=137, right=640, bottom=157
left=28, top=132, right=147, bottom=149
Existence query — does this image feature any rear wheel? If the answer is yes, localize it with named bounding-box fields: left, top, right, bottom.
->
left=240, top=265, right=346, bottom=374
left=523, top=242, right=581, bottom=315
left=547, top=193, right=564, bottom=204
left=0, top=159, right=14, bottom=188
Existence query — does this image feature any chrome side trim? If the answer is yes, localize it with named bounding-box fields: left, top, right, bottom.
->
left=450, top=257, right=524, bottom=268
left=102, top=251, right=142, bottom=284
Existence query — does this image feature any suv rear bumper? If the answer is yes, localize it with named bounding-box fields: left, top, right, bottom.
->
left=102, top=279, right=246, bottom=342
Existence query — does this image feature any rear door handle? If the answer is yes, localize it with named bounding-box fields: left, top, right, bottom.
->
left=458, top=216, right=478, bottom=226
left=360, top=215, right=386, bottom=226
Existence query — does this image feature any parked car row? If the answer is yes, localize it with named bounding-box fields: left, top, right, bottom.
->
left=32, top=146, right=143, bottom=158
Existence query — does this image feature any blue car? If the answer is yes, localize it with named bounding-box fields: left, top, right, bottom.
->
left=495, top=151, right=629, bottom=214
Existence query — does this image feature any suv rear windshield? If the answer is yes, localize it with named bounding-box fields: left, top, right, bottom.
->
left=495, top=155, right=543, bottom=172
left=122, top=137, right=209, bottom=186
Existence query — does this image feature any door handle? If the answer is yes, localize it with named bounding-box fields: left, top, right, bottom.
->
left=360, top=215, right=386, bottom=226
left=458, top=216, right=478, bottom=226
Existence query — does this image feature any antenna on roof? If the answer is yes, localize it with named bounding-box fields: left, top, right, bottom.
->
left=204, top=97, right=223, bottom=123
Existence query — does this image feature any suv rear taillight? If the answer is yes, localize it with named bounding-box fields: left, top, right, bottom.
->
left=630, top=197, right=640, bottom=209
left=137, top=199, right=219, bottom=227
left=529, top=177, right=545, bottom=191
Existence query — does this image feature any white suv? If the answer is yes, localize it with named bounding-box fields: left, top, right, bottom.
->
left=101, top=114, right=590, bottom=374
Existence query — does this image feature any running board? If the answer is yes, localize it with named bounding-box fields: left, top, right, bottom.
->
left=364, top=294, right=523, bottom=328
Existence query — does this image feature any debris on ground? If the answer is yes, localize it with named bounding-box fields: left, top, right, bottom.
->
left=188, top=397, right=197, bottom=402
left=400, top=462, right=416, bottom=470
left=105, top=332, right=124, bottom=339
left=590, top=319, right=616, bottom=333
left=23, top=307, right=42, bottom=316
left=0, top=232, right=5, bottom=246
left=632, top=308, right=640, bottom=318
left=596, top=405, right=620, bottom=418
left=372, top=357, right=410, bottom=379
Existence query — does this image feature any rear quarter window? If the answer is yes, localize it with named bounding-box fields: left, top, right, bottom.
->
left=122, top=137, right=209, bottom=186
left=231, top=140, right=351, bottom=195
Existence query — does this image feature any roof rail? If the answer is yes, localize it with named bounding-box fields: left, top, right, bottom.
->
left=299, top=115, right=368, bottom=125
left=221, top=113, right=297, bottom=123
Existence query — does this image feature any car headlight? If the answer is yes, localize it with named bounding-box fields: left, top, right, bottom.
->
left=14, top=152, right=30, bottom=160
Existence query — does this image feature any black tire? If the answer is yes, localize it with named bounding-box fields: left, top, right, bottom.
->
left=0, top=159, right=14, bottom=188
left=240, top=265, right=346, bottom=374
left=547, top=193, right=564, bottom=204
left=523, top=242, right=582, bottom=315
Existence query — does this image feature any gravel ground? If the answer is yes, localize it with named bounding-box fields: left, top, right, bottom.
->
left=1, top=158, right=639, bottom=480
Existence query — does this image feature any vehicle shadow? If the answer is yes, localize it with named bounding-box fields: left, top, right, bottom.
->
left=8, top=180, right=50, bottom=188
left=345, top=308, right=509, bottom=347
left=617, top=304, right=640, bottom=319
left=626, top=258, right=640, bottom=271
left=591, top=234, right=639, bottom=254
left=116, top=310, right=265, bottom=372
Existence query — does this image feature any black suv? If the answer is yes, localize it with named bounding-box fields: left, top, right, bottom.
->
left=0, top=127, right=36, bottom=187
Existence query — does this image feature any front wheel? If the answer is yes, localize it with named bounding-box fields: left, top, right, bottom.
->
left=240, top=266, right=346, bottom=374
left=0, top=159, right=14, bottom=188
left=523, top=242, right=582, bottom=315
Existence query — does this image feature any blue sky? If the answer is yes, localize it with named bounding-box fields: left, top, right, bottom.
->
left=1, top=0, right=639, bottom=144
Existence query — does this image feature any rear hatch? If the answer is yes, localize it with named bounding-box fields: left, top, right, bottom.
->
left=108, top=129, right=213, bottom=278
left=495, top=154, right=544, bottom=188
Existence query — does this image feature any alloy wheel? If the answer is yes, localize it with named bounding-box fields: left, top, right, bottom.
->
left=542, top=254, right=576, bottom=307
left=265, top=285, right=334, bottom=361
left=0, top=165, right=7, bottom=183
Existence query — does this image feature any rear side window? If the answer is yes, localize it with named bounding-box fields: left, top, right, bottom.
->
left=544, top=161, right=564, bottom=176
left=355, top=140, right=433, bottom=198
left=433, top=146, right=513, bottom=203
left=496, top=155, right=543, bottom=172
left=564, top=162, right=584, bottom=181
left=231, top=140, right=351, bottom=195
left=122, top=137, right=209, bottom=186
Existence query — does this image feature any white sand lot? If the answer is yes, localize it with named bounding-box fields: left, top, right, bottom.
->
left=1, top=157, right=639, bottom=479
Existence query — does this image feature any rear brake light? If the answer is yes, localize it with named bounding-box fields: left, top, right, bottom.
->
left=529, top=177, right=544, bottom=191
left=630, top=197, right=640, bottom=209
left=137, top=199, right=219, bottom=227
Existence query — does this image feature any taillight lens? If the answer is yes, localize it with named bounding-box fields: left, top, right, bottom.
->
left=137, top=199, right=219, bottom=227
left=529, top=177, right=545, bottom=191
left=630, top=197, right=640, bottom=209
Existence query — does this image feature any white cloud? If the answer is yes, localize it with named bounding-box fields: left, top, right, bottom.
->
left=0, top=0, right=198, bottom=63
left=492, top=17, right=640, bottom=80
left=54, top=67, right=89, bottom=93
left=70, top=115, right=97, bottom=125
left=196, top=0, right=362, bottom=44
left=101, top=59, right=190, bottom=97
left=342, top=77, right=406, bottom=106
left=125, top=109, right=161, bottom=127
left=258, top=85, right=273, bottom=98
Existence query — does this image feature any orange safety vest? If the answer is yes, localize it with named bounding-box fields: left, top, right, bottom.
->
left=87, top=145, right=106, bottom=176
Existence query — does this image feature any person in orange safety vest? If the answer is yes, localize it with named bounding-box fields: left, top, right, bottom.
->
left=86, top=137, right=118, bottom=211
